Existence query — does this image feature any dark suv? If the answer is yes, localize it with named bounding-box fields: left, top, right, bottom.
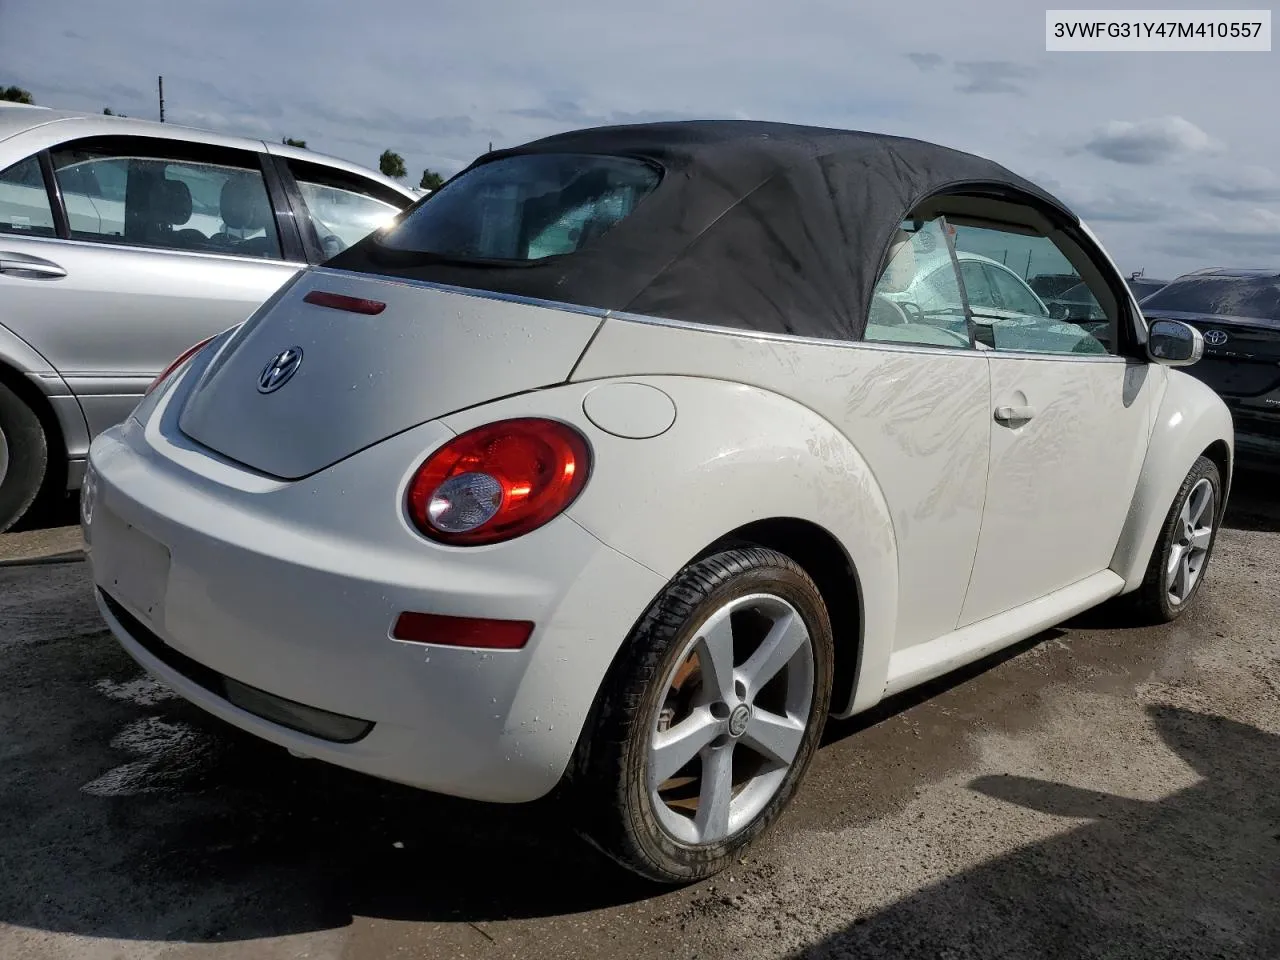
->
left=1140, top=268, right=1280, bottom=467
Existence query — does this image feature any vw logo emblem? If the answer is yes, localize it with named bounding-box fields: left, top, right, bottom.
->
left=1203, top=329, right=1229, bottom=347
left=728, top=703, right=752, bottom=738
left=257, top=347, right=304, bottom=394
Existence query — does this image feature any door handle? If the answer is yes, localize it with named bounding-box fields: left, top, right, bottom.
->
left=994, top=404, right=1036, bottom=423
left=0, top=253, right=67, bottom=280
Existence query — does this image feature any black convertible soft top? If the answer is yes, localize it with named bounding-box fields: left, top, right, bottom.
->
left=327, top=120, right=1073, bottom=341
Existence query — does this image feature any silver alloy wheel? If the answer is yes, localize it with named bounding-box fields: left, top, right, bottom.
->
left=1166, top=477, right=1216, bottom=606
left=0, top=423, right=9, bottom=488
left=647, top=592, right=815, bottom=845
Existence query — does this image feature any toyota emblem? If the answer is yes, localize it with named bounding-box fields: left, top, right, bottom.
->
left=257, top=347, right=304, bottom=393
left=1203, top=329, right=1229, bottom=347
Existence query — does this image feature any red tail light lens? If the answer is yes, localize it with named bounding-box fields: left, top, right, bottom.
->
left=145, top=336, right=216, bottom=396
left=392, top=612, right=534, bottom=649
left=407, top=418, right=591, bottom=546
left=303, top=290, right=386, bottom=315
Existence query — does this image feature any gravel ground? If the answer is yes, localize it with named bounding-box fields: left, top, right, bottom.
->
left=0, top=475, right=1275, bottom=960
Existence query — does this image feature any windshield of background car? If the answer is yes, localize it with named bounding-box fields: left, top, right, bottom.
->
left=375, top=153, right=661, bottom=262
left=1141, top=275, right=1280, bottom=320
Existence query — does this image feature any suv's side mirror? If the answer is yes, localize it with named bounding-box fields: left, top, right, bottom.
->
left=1147, top=319, right=1203, bottom=367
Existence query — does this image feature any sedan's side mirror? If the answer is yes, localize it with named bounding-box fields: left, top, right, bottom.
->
left=1146, top=319, right=1203, bottom=367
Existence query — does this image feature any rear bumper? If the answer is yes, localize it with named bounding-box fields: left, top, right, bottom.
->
left=83, top=389, right=665, bottom=803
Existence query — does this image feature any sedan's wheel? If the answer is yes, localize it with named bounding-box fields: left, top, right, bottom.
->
left=1128, top=455, right=1222, bottom=624
left=572, top=547, right=833, bottom=884
left=0, top=381, right=48, bottom=533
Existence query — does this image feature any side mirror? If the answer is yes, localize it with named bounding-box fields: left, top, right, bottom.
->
left=1146, top=319, right=1203, bottom=367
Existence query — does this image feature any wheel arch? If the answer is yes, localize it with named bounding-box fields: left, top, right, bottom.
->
left=1110, top=368, right=1235, bottom=592
left=693, top=517, right=864, bottom=718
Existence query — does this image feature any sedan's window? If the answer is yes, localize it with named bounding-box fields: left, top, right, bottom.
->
left=50, top=144, right=281, bottom=259
left=376, top=153, right=661, bottom=262
left=951, top=224, right=1114, bottom=356
left=286, top=160, right=406, bottom=259
left=0, top=155, right=56, bottom=237
left=864, top=217, right=974, bottom=349
left=959, top=260, right=996, bottom=309
left=987, top=265, right=1049, bottom=317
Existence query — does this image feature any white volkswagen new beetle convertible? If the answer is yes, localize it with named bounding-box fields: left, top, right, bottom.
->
left=83, top=121, right=1232, bottom=883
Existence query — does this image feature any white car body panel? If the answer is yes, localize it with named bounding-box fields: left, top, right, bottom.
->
left=177, top=270, right=604, bottom=479
left=1109, top=368, right=1234, bottom=591
left=959, top=354, right=1159, bottom=624
left=884, top=568, right=1124, bottom=696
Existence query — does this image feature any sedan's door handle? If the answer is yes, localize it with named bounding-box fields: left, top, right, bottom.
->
left=994, top=404, right=1036, bottom=423
left=0, top=252, right=67, bottom=280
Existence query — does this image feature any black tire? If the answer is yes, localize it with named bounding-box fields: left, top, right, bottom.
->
left=0, top=380, right=48, bottom=533
left=570, top=546, right=834, bottom=884
left=1126, top=455, right=1222, bottom=624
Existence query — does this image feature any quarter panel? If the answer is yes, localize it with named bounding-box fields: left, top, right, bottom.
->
left=569, top=317, right=992, bottom=666
left=1110, top=368, right=1234, bottom=591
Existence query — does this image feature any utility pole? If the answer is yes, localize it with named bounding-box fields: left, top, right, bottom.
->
left=158, top=75, right=165, bottom=122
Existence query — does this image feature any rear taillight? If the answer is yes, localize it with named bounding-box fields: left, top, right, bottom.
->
left=406, top=418, right=591, bottom=546
left=145, top=336, right=216, bottom=396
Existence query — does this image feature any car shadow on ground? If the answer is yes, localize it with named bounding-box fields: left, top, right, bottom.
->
left=793, top=705, right=1280, bottom=958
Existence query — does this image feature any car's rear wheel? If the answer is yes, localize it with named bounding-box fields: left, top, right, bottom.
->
left=572, top=547, right=834, bottom=883
left=0, top=381, right=48, bottom=533
left=1128, top=455, right=1222, bottom=624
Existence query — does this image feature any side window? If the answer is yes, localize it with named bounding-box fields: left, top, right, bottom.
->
left=287, top=160, right=406, bottom=259
left=49, top=139, right=281, bottom=259
left=951, top=223, right=1115, bottom=356
left=0, top=155, right=56, bottom=237
left=864, top=217, right=973, bottom=350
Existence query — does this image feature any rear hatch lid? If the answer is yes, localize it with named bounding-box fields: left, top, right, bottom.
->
left=178, top=269, right=602, bottom=479
left=1147, top=310, right=1280, bottom=398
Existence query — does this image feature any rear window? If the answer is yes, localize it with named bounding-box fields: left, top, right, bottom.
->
left=1142, top=275, right=1280, bottom=320
left=375, top=153, right=660, bottom=262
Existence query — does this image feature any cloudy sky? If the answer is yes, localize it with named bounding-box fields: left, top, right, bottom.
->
left=3, top=0, right=1277, bottom=277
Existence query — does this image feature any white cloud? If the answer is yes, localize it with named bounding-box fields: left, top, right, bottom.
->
left=1083, top=116, right=1221, bottom=165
